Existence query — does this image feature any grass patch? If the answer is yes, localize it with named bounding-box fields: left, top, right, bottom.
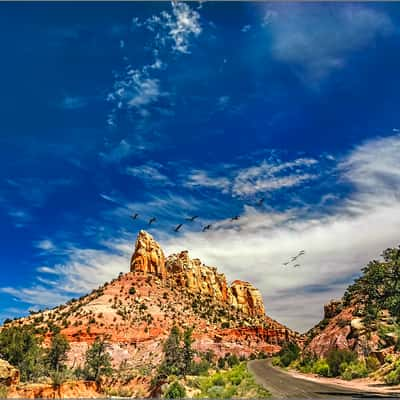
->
left=190, top=362, right=271, bottom=398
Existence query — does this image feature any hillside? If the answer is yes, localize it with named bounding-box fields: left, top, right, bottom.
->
left=1, top=230, right=300, bottom=397
left=305, top=246, right=400, bottom=361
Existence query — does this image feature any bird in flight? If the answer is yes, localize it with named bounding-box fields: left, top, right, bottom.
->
left=282, top=261, right=289, bottom=266
left=231, top=215, right=240, bottom=221
left=293, top=264, right=301, bottom=268
left=186, top=216, right=199, bottom=222
left=202, top=224, right=212, bottom=232
left=174, top=223, right=183, bottom=232
left=130, top=213, right=139, bottom=220
left=148, top=217, right=156, bottom=225
left=256, top=197, right=265, bottom=207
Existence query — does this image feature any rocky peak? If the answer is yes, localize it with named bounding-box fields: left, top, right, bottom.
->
left=130, top=230, right=166, bottom=279
left=130, top=231, right=266, bottom=318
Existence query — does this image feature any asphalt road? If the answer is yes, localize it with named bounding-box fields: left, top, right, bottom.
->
left=248, top=359, right=395, bottom=399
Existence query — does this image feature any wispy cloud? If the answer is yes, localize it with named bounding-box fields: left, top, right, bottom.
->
left=35, top=239, right=56, bottom=251
left=182, top=157, right=318, bottom=198
left=265, top=5, right=393, bottom=82
left=59, top=95, right=87, bottom=110
left=232, top=158, right=318, bottom=196
left=184, top=169, right=231, bottom=193
left=99, top=139, right=134, bottom=163
left=107, top=1, right=202, bottom=126
left=125, top=162, right=173, bottom=186
left=163, top=1, right=202, bottom=54
left=5, top=135, right=400, bottom=331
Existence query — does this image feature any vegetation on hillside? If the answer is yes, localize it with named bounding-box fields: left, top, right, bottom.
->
left=272, top=245, right=400, bottom=384
left=344, top=247, right=400, bottom=324
left=0, top=325, right=113, bottom=386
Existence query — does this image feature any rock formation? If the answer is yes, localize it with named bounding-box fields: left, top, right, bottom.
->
left=0, top=359, right=19, bottom=386
left=131, top=230, right=265, bottom=317
left=130, top=230, right=166, bottom=279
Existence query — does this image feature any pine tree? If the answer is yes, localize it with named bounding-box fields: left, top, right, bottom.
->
left=83, top=337, right=113, bottom=383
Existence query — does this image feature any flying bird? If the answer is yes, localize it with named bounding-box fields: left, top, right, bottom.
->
left=293, top=264, right=301, bottom=268
left=231, top=215, right=240, bottom=221
left=130, top=213, right=139, bottom=220
left=148, top=217, right=156, bottom=225
left=174, top=223, right=183, bottom=232
left=256, top=197, right=265, bottom=207
left=202, top=224, right=212, bottom=232
left=186, top=216, right=199, bottom=222
left=282, top=261, right=290, bottom=266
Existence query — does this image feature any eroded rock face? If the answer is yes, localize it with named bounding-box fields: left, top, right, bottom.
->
left=130, top=230, right=166, bottom=279
left=130, top=231, right=265, bottom=317
left=165, top=251, right=229, bottom=301
left=0, top=359, right=19, bottom=387
left=230, top=280, right=265, bottom=317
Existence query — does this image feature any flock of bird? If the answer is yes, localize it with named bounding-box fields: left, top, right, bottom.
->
left=129, top=197, right=305, bottom=269
left=282, top=250, right=305, bottom=268
left=129, top=197, right=265, bottom=233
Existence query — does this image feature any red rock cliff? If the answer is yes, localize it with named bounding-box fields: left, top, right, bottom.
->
left=130, top=230, right=266, bottom=317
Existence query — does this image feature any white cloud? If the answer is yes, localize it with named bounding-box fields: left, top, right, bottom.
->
left=35, top=239, right=55, bottom=251
left=232, top=158, right=318, bottom=196
left=184, top=169, right=231, bottom=193
left=183, top=157, right=318, bottom=197
left=265, top=5, right=393, bottom=81
left=125, top=162, right=172, bottom=186
left=60, top=96, right=87, bottom=110
left=241, top=24, right=251, bottom=33
left=99, top=139, right=133, bottom=163
left=107, top=2, right=202, bottom=126
left=166, top=1, right=202, bottom=54
left=6, top=135, right=400, bottom=333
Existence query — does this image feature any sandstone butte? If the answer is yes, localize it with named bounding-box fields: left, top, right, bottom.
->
left=1, top=230, right=302, bottom=398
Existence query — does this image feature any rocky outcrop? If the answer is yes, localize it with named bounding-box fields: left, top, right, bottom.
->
left=130, top=230, right=166, bottom=279
left=0, top=359, right=19, bottom=386
left=130, top=231, right=266, bottom=317
left=165, top=251, right=229, bottom=302
left=324, top=299, right=343, bottom=319
left=229, top=280, right=265, bottom=317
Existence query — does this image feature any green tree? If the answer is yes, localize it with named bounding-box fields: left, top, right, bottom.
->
left=164, top=381, right=186, bottom=399
left=83, top=337, right=113, bottom=383
left=160, top=326, right=183, bottom=376
left=344, top=246, right=400, bottom=321
left=182, top=327, right=194, bottom=375
left=278, top=342, right=300, bottom=367
left=47, top=333, right=70, bottom=373
left=0, top=325, right=45, bottom=381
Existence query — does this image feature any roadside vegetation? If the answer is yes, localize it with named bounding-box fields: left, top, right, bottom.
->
left=153, top=325, right=270, bottom=398
left=273, top=245, right=400, bottom=385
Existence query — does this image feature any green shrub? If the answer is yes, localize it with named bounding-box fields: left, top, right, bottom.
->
left=312, top=359, right=330, bottom=377
left=278, top=342, right=300, bottom=367
left=164, top=381, right=186, bottom=399
left=226, top=354, right=239, bottom=367
left=129, top=286, right=136, bottom=295
left=366, top=355, right=380, bottom=372
left=340, top=361, right=368, bottom=380
left=326, top=349, right=356, bottom=377
left=271, top=356, right=281, bottom=367
left=385, top=360, right=400, bottom=385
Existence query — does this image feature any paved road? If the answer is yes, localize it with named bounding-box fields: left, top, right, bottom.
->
left=248, top=359, right=394, bottom=399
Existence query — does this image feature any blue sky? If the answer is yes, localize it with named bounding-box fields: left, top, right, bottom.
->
left=1, top=2, right=400, bottom=331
